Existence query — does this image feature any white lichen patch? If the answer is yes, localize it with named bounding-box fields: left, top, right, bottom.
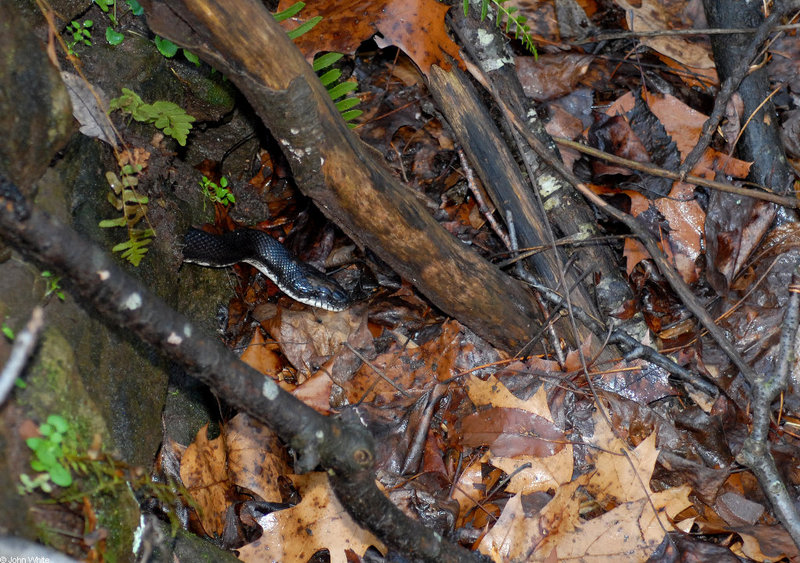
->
left=166, top=332, right=182, bottom=345
left=122, top=292, right=142, bottom=310
left=540, top=174, right=562, bottom=199
left=262, top=378, right=278, bottom=400
left=183, top=324, right=192, bottom=337
left=97, top=270, right=110, bottom=280
left=290, top=127, right=299, bottom=135
left=477, top=29, right=494, bottom=47
left=576, top=222, right=595, bottom=240
left=483, top=54, right=513, bottom=72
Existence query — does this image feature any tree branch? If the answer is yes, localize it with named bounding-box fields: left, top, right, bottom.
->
left=0, top=175, right=485, bottom=563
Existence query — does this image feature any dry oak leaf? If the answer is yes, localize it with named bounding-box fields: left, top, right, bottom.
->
left=479, top=476, right=587, bottom=561
left=549, top=485, right=692, bottom=561
left=466, top=376, right=573, bottom=493
left=605, top=90, right=751, bottom=280
left=277, top=0, right=463, bottom=75
left=237, top=472, right=385, bottom=563
left=461, top=376, right=566, bottom=457
left=613, top=0, right=714, bottom=69
left=225, top=413, right=291, bottom=503
left=465, top=374, right=553, bottom=421
left=180, top=424, right=234, bottom=536
left=489, top=447, right=573, bottom=494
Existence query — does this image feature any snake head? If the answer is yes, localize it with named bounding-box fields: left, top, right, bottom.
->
left=314, top=284, right=351, bottom=312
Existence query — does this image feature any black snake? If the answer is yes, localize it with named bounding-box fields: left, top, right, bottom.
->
left=182, top=228, right=350, bottom=311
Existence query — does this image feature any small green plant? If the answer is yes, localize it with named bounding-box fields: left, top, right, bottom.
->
left=153, top=36, right=201, bottom=66
left=126, top=0, right=143, bottom=15
left=94, top=0, right=119, bottom=26
left=200, top=175, right=235, bottom=208
left=66, top=19, right=93, bottom=55
left=20, top=415, right=73, bottom=494
left=92, top=0, right=143, bottom=45
left=464, top=0, right=538, bottom=56
left=98, top=162, right=154, bottom=266
left=17, top=410, right=193, bottom=534
left=110, top=88, right=196, bottom=146
left=106, top=26, right=125, bottom=45
left=41, top=271, right=65, bottom=302
left=2, top=322, right=14, bottom=341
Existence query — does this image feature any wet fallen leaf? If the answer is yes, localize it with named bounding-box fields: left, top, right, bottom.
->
left=180, top=424, right=234, bottom=536
left=277, top=0, right=463, bottom=75
left=226, top=413, right=291, bottom=503
left=237, top=472, right=385, bottom=563
left=613, top=0, right=714, bottom=69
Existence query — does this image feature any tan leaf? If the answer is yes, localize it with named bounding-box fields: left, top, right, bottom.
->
left=613, top=0, right=714, bottom=69
left=180, top=424, right=233, bottom=536
left=547, top=486, right=692, bottom=561
left=587, top=430, right=660, bottom=504
left=237, top=472, right=385, bottom=563
left=276, top=0, right=463, bottom=75
left=479, top=477, right=586, bottom=562
left=465, top=375, right=553, bottom=421
left=225, top=413, right=290, bottom=503
left=490, top=445, right=574, bottom=494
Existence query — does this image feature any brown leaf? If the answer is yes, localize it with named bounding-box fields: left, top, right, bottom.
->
left=459, top=407, right=566, bottom=458
left=225, top=413, right=291, bottom=503
left=465, top=374, right=553, bottom=420
left=550, top=485, right=691, bottom=560
left=180, top=424, right=234, bottom=536
left=479, top=477, right=586, bottom=560
left=265, top=306, right=373, bottom=383
left=613, top=0, right=714, bottom=69
left=277, top=0, right=463, bottom=75
left=237, top=472, right=385, bottom=563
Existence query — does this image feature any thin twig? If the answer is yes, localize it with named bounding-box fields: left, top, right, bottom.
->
left=457, top=148, right=512, bottom=248
left=736, top=275, right=800, bottom=548
left=499, top=102, right=759, bottom=384
left=344, top=341, right=410, bottom=397
left=507, top=209, right=565, bottom=366
left=528, top=281, right=719, bottom=396
left=572, top=23, right=800, bottom=43
left=552, top=137, right=798, bottom=209
left=0, top=306, right=45, bottom=405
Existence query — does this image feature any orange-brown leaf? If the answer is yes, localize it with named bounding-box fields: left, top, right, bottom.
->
left=277, top=0, right=463, bottom=75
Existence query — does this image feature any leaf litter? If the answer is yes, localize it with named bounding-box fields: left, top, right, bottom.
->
left=166, top=0, right=800, bottom=560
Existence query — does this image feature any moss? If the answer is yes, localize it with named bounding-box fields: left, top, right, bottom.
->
left=20, top=327, right=109, bottom=451
left=19, top=327, right=142, bottom=561
left=94, top=488, right=140, bottom=563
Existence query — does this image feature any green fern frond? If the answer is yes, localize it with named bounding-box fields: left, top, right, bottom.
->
left=110, top=88, right=196, bottom=146
left=273, top=1, right=306, bottom=22
left=272, top=4, right=362, bottom=126
left=287, top=16, right=322, bottom=39
left=99, top=169, right=153, bottom=266
left=312, top=52, right=344, bottom=71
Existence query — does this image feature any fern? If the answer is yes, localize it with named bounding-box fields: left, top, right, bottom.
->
left=98, top=165, right=154, bottom=266
left=463, top=0, right=538, bottom=56
left=110, top=88, right=196, bottom=146
left=274, top=2, right=362, bottom=126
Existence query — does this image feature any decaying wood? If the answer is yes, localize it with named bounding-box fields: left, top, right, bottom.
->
left=446, top=4, right=648, bottom=350
left=141, top=0, right=544, bottom=353
left=427, top=64, right=625, bottom=360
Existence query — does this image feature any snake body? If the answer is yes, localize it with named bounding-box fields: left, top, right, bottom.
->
left=183, top=228, right=350, bottom=311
